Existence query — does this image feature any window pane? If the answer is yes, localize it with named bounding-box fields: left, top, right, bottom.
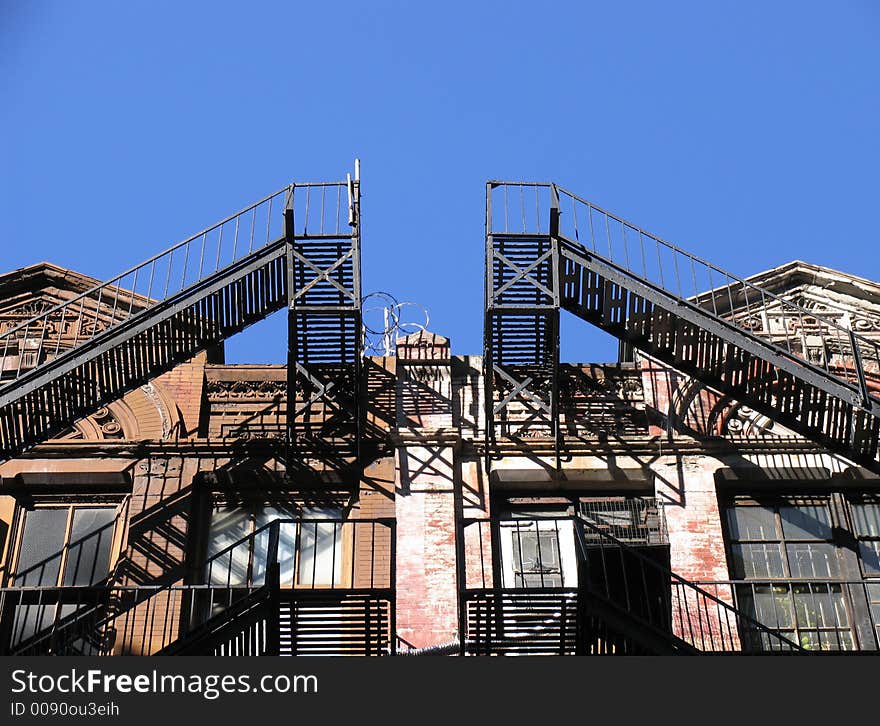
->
left=63, top=508, right=116, bottom=586
left=779, top=503, right=832, bottom=540
left=868, top=584, right=880, bottom=638
left=731, top=543, right=785, bottom=578
left=513, top=531, right=561, bottom=571
left=511, top=529, right=563, bottom=588
left=792, top=584, right=847, bottom=628
left=10, top=603, right=58, bottom=648
left=737, top=584, right=793, bottom=628
left=726, top=506, right=776, bottom=540
left=786, top=543, right=839, bottom=578
left=798, top=630, right=854, bottom=651
left=851, top=502, right=880, bottom=538
left=207, top=507, right=252, bottom=585
left=254, top=504, right=300, bottom=587
left=298, top=524, right=343, bottom=587
left=15, top=509, right=69, bottom=586
left=859, top=541, right=880, bottom=575
left=296, top=508, right=343, bottom=587
left=518, top=572, right=564, bottom=588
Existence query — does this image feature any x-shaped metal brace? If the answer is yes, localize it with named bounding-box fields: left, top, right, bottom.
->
left=492, top=364, right=553, bottom=417
left=491, top=248, right=554, bottom=302
left=290, top=246, right=357, bottom=304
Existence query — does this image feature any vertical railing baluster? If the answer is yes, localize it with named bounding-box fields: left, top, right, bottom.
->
left=231, top=215, right=240, bottom=261
left=248, top=205, right=257, bottom=254
left=215, top=226, right=223, bottom=272
left=265, top=196, right=273, bottom=245
left=15, top=323, right=31, bottom=379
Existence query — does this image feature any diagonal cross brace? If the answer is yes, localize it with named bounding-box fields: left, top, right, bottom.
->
left=492, top=249, right=555, bottom=301
left=492, top=364, right=552, bottom=416
left=293, top=362, right=343, bottom=418
left=290, top=247, right=357, bottom=304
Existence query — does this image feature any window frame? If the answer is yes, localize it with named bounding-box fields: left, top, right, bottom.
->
left=6, top=497, right=127, bottom=589
left=723, top=495, right=841, bottom=581
left=846, top=492, right=880, bottom=580
left=720, top=491, right=878, bottom=651
left=202, top=495, right=354, bottom=590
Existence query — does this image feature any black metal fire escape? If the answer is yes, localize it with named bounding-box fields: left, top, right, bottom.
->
left=0, top=172, right=363, bottom=462
left=285, top=173, right=363, bottom=465
left=484, top=181, right=880, bottom=472
left=483, top=183, right=562, bottom=466
left=1, top=517, right=394, bottom=656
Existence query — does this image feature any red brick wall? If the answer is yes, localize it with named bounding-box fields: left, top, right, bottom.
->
left=394, top=445, right=458, bottom=649
left=154, top=353, right=207, bottom=437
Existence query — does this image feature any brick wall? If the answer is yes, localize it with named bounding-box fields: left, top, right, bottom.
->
left=394, top=445, right=458, bottom=648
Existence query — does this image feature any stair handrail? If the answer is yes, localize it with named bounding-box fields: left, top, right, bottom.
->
left=1, top=583, right=252, bottom=655
left=485, top=181, right=880, bottom=409
left=2, top=584, right=149, bottom=655
left=572, top=513, right=808, bottom=652
left=204, top=516, right=395, bottom=589
left=0, top=185, right=294, bottom=389
left=552, top=183, right=880, bottom=407
left=1, top=516, right=293, bottom=655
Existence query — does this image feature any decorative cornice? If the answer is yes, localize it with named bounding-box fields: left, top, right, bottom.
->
left=206, top=379, right=287, bottom=400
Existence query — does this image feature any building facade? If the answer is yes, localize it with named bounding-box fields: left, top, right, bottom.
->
left=0, top=179, right=878, bottom=655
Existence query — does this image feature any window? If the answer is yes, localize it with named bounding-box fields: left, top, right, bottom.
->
left=849, top=494, right=880, bottom=577
left=510, top=528, right=564, bottom=588
left=205, top=502, right=345, bottom=588
left=724, top=496, right=853, bottom=651
left=726, top=497, right=839, bottom=580
left=495, top=495, right=667, bottom=590
left=497, top=512, right=577, bottom=589
left=12, top=505, right=120, bottom=587
left=4, top=502, right=123, bottom=652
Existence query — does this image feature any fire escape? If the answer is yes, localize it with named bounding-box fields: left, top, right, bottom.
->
left=478, top=181, right=880, bottom=654
left=0, top=169, right=394, bottom=655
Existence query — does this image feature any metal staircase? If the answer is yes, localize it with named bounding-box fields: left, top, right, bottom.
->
left=485, top=182, right=880, bottom=470
left=460, top=514, right=806, bottom=654
left=0, top=172, right=362, bottom=460
left=1, top=516, right=395, bottom=656
left=573, top=515, right=805, bottom=654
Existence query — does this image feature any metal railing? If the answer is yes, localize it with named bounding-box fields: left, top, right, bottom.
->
left=461, top=503, right=666, bottom=592
left=574, top=514, right=805, bottom=652
left=488, top=181, right=880, bottom=409
left=0, top=584, right=264, bottom=656
left=695, top=579, right=880, bottom=652
left=461, top=513, right=806, bottom=653
left=0, top=186, right=288, bottom=386
left=579, top=497, right=668, bottom=547
left=0, top=516, right=395, bottom=656
left=205, top=517, right=395, bottom=590
left=0, top=180, right=358, bottom=389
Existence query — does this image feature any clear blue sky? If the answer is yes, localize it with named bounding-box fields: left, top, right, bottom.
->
left=2, top=1, right=877, bottom=362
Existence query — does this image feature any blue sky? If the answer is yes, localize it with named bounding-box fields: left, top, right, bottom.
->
left=2, top=1, right=877, bottom=362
